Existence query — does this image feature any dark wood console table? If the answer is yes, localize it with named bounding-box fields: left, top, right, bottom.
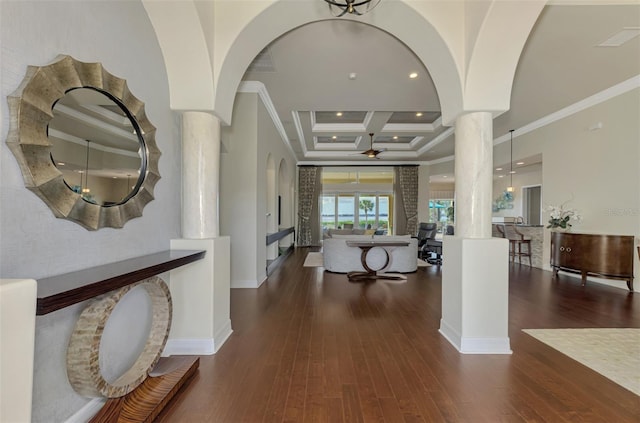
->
left=37, top=249, right=206, bottom=315
left=37, top=249, right=206, bottom=422
left=550, top=232, right=634, bottom=291
left=346, top=240, right=409, bottom=282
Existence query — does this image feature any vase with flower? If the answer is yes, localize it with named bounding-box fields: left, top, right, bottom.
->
left=544, top=202, right=581, bottom=231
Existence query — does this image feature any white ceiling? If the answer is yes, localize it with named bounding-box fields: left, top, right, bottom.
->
left=241, top=3, right=640, bottom=171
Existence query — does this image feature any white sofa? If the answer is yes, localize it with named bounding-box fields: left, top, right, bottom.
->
left=322, top=235, right=418, bottom=273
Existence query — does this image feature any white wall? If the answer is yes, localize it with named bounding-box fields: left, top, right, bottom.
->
left=256, top=96, right=296, bottom=276
left=0, top=1, right=179, bottom=420
left=220, top=91, right=296, bottom=288
left=220, top=94, right=259, bottom=288
left=526, top=88, right=639, bottom=290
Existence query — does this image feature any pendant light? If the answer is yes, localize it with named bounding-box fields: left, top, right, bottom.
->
left=82, top=140, right=90, bottom=194
left=506, top=130, right=515, bottom=193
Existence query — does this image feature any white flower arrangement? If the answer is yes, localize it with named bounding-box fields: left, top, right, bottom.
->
left=544, top=202, right=581, bottom=230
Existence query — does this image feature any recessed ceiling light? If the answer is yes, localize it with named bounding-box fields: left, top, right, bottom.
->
left=498, top=175, right=504, bottom=178
left=348, top=72, right=357, bottom=80
left=496, top=167, right=503, bottom=171
left=393, top=136, right=398, bottom=140
left=409, top=72, right=418, bottom=79
left=57, top=162, right=65, bottom=166
left=597, top=27, right=640, bottom=47
left=332, top=135, right=337, bottom=139
left=416, top=112, right=423, bottom=117
left=336, top=112, right=343, bottom=117
left=509, top=170, right=516, bottom=174
left=516, top=161, right=525, bottom=165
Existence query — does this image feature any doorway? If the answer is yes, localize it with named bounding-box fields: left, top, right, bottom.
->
left=522, top=185, right=542, bottom=225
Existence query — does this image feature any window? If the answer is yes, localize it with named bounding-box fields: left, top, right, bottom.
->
left=321, top=167, right=394, bottom=233
left=429, top=199, right=454, bottom=227
left=338, top=195, right=355, bottom=227
left=321, top=193, right=393, bottom=232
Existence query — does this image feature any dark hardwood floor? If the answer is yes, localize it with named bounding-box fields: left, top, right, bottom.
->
left=156, top=247, right=639, bottom=422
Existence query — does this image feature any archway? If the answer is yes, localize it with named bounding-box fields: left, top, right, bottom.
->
left=142, top=0, right=547, bottom=356
left=144, top=0, right=545, bottom=124
left=266, top=154, right=277, bottom=261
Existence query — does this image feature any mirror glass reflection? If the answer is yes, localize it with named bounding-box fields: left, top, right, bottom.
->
left=48, top=88, right=145, bottom=206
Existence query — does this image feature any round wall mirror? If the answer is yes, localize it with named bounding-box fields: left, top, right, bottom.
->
left=49, top=87, right=146, bottom=206
left=6, top=55, right=161, bottom=230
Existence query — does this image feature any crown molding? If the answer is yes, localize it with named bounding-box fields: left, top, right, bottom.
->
left=493, top=74, right=640, bottom=144
left=238, top=81, right=296, bottom=158
left=417, top=127, right=455, bottom=155
left=425, top=154, right=455, bottom=165
left=382, top=122, right=438, bottom=133
left=292, top=110, right=307, bottom=155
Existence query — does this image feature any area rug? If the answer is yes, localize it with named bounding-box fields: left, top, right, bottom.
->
left=303, top=251, right=431, bottom=268
left=523, top=328, right=640, bottom=396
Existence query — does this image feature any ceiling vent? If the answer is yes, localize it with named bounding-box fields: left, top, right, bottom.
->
left=247, top=47, right=276, bottom=72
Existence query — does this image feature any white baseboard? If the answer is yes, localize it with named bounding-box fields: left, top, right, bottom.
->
left=439, top=319, right=512, bottom=354
left=163, top=321, right=233, bottom=356
left=459, top=337, right=512, bottom=354
left=258, top=275, right=267, bottom=288
left=231, top=279, right=259, bottom=288
left=64, top=398, right=105, bottom=423
left=213, top=319, right=233, bottom=353
left=439, top=319, right=462, bottom=350
left=163, top=338, right=215, bottom=356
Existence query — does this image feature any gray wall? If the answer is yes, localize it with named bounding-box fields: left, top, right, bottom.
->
left=1, top=1, right=180, bottom=420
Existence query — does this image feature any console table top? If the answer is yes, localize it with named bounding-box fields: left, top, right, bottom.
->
left=346, top=241, right=410, bottom=247
left=36, top=249, right=205, bottom=315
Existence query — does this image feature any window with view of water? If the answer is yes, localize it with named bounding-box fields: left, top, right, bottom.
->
left=320, top=167, right=394, bottom=234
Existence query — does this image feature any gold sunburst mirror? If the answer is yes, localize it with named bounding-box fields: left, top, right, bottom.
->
left=6, top=55, right=160, bottom=230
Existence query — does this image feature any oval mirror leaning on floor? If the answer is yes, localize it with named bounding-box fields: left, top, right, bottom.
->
left=6, top=55, right=161, bottom=230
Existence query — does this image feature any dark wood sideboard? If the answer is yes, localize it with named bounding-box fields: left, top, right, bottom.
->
left=550, top=232, right=635, bottom=291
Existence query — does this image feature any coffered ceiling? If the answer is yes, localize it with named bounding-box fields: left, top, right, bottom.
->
left=241, top=2, right=640, bottom=169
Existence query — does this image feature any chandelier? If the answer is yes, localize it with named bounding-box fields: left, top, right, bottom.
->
left=324, top=0, right=381, bottom=17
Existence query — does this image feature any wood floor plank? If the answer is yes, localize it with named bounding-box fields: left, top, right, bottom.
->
left=341, top=384, right=365, bottom=423
left=155, top=248, right=640, bottom=423
left=378, top=397, right=404, bottom=422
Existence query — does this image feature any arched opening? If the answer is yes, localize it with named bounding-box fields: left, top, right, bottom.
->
left=266, top=153, right=277, bottom=261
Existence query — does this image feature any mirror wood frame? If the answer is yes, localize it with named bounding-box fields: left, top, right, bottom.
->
left=6, top=55, right=161, bottom=230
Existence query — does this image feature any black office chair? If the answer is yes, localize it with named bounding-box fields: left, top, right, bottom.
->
left=424, top=238, right=443, bottom=265
left=416, top=222, right=437, bottom=260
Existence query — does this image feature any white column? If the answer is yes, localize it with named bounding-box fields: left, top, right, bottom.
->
left=168, top=112, right=232, bottom=356
left=181, top=111, right=220, bottom=238
left=439, top=112, right=511, bottom=354
left=453, top=112, right=494, bottom=238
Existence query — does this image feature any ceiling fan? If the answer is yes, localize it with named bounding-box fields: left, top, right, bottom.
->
left=360, top=133, right=385, bottom=159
